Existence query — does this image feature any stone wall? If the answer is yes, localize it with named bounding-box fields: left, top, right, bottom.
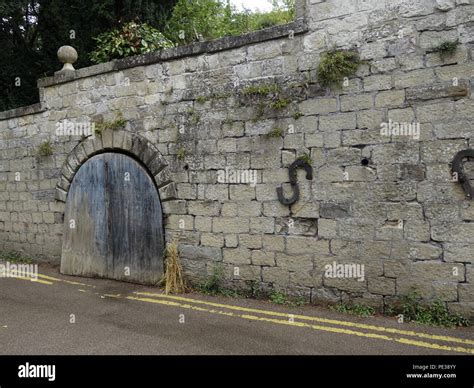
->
left=0, top=0, right=473, bottom=318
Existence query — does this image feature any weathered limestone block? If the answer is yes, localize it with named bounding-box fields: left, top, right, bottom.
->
left=340, top=94, right=373, bottom=111
left=165, top=215, right=194, bottom=231
left=435, top=64, right=474, bottom=82
left=319, top=113, right=356, bottom=131
left=161, top=200, right=186, bottom=215
left=363, top=75, right=392, bottom=91
left=420, top=30, right=458, bottom=49
left=233, top=265, right=261, bottom=282
left=399, top=0, right=435, bottom=17
left=410, top=82, right=469, bottom=105
left=194, top=216, right=213, bottom=232
left=200, top=233, right=224, bottom=248
left=158, top=182, right=177, bottom=201
left=180, top=244, right=222, bottom=261
left=223, top=247, right=251, bottom=265
left=251, top=250, right=276, bottom=266
left=436, top=0, right=456, bottom=11
left=188, top=200, right=220, bottom=216
left=432, top=223, right=474, bottom=243
left=356, top=109, right=385, bottom=130
left=261, top=235, right=285, bottom=252
left=375, top=90, right=406, bottom=108
left=393, top=69, right=435, bottom=89
left=368, top=277, right=396, bottom=295
left=213, top=217, right=249, bottom=234
left=250, top=217, right=275, bottom=234
left=262, top=266, right=290, bottom=286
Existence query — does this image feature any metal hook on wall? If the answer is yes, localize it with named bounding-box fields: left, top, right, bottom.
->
left=452, top=149, right=474, bottom=200
left=277, top=159, right=313, bottom=206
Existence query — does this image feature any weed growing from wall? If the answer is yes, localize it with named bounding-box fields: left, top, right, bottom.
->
left=94, top=113, right=127, bottom=136
left=297, top=152, right=312, bottom=165
left=317, top=49, right=361, bottom=89
left=37, top=140, right=54, bottom=157
left=435, top=40, right=459, bottom=59
left=264, top=128, right=284, bottom=139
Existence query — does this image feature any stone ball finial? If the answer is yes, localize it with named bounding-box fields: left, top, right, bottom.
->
left=57, top=46, right=78, bottom=72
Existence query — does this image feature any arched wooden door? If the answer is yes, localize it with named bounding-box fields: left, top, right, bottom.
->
left=61, top=152, right=165, bottom=284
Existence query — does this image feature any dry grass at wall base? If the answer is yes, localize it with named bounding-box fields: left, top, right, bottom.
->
left=162, top=241, right=186, bottom=294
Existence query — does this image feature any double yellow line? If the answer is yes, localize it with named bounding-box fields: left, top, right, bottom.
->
left=12, top=272, right=474, bottom=354
left=127, top=292, right=474, bottom=355
left=14, top=273, right=95, bottom=288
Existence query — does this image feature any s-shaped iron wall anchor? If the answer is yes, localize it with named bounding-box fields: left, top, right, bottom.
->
left=277, top=159, right=313, bottom=206
left=451, top=149, right=474, bottom=200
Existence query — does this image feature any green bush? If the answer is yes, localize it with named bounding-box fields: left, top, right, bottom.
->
left=0, top=251, right=32, bottom=264
left=401, top=292, right=469, bottom=328
left=270, top=291, right=287, bottom=304
left=269, top=291, right=307, bottom=306
left=90, top=22, right=174, bottom=63
left=331, top=303, right=375, bottom=317
left=197, top=264, right=223, bottom=295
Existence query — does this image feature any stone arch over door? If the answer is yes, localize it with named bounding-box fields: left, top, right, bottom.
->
left=55, top=130, right=176, bottom=203
left=55, top=130, right=176, bottom=284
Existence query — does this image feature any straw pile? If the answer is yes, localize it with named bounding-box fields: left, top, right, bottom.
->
left=163, top=241, right=186, bottom=294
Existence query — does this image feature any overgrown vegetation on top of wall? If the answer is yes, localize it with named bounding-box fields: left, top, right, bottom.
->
left=90, top=22, right=175, bottom=63
left=164, top=0, right=295, bottom=45
left=1, top=0, right=295, bottom=110
left=91, top=0, right=296, bottom=63
left=0, top=0, right=178, bottom=111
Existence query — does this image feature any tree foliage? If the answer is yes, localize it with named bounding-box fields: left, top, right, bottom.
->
left=0, top=0, right=177, bottom=111
left=0, top=0, right=42, bottom=110
left=165, top=0, right=229, bottom=44
left=164, top=0, right=295, bottom=44
left=0, top=0, right=294, bottom=110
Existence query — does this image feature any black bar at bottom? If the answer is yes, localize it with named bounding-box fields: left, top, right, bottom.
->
left=0, top=356, right=472, bottom=387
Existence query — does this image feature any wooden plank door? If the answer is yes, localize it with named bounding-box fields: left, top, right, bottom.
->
left=61, top=152, right=165, bottom=284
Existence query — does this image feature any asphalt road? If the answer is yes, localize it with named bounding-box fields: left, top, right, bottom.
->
left=0, top=264, right=473, bottom=355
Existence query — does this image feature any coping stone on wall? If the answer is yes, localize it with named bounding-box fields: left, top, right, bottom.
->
left=0, top=102, right=46, bottom=121
left=36, top=19, right=308, bottom=89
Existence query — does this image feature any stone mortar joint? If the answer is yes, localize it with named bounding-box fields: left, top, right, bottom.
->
left=57, top=46, right=78, bottom=72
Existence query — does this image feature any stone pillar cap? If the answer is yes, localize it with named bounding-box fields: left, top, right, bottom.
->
left=57, top=46, right=78, bottom=73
